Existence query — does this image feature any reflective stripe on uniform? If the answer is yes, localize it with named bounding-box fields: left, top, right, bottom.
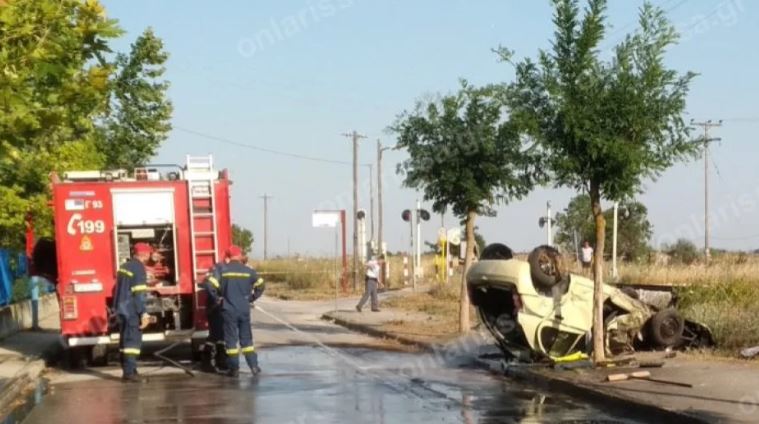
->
left=208, top=276, right=220, bottom=288
left=222, top=272, right=251, bottom=278
left=121, top=348, right=141, bottom=355
left=131, top=284, right=148, bottom=293
left=226, top=348, right=240, bottom=355
left=253, top=278, right=265, bottom=287
left=241, top=346, right=256, bottom=353
left=118, top=268, right=134, bottom=277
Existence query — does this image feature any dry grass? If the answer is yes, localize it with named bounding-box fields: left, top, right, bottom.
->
left=607, top=254, right=759, bottom=353
left=255, top=255, right=438, bottom=301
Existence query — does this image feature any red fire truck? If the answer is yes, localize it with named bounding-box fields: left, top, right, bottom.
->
left=50, top=155, right=232, bottom=365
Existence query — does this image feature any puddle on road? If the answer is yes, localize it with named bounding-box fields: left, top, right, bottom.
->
left=16, top=346, right=641, bottom=423
left=1, top=379, right=47, bottom=424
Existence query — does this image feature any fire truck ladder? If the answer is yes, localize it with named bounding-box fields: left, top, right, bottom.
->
left=186, top=155, right=219, bottom=284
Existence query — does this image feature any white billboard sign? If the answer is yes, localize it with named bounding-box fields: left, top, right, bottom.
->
left=312, top=210, right=341, bottom=228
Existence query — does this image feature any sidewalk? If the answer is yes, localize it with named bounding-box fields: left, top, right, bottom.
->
left=0, top=310, right=61, bottom=416
left=324, top=304, right=759, bottom=424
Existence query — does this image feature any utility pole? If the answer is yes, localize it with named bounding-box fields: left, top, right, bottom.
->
left=367, top=164, right=375, bottom=246
left=260, top=194, right=273, bottom=260
left=342, top=130, right=367, bottom=290
left=691, top=119, right=723, bottom=265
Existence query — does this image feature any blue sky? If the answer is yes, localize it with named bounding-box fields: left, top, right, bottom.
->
left=101, top=0, right=759, bottom=257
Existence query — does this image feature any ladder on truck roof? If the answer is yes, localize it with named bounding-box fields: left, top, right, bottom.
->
left=186, top=155, right=219, bottom=284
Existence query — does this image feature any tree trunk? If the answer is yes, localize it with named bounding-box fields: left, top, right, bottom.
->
left=590, top=181, right=606, bottom=363
left=460, top=209, right=477, bottom=333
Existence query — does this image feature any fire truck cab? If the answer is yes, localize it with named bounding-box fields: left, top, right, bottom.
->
left=51, top=155, right=232, bottom=364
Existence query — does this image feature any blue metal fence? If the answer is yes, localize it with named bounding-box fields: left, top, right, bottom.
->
left=0, top=249, right=30, bottom=306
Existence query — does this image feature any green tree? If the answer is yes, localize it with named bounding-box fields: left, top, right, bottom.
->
left=555, top=194, right=652, bottom=262
left=503, top=0, right=698, bottom=361
left=97, top=28, right=172, bottom=168
left=393, top=81, right=543, bottom=332
left=232, top=224, right=254, bottom=256
left=665, top=238, right=699, bottom=265
left=0, top=0, right=121, bottom=248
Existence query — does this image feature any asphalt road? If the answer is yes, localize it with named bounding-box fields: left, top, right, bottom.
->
left=23, top=298, right=644, bottom=423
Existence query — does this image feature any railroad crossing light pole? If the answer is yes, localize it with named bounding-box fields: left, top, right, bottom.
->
left=690, top=119, right=723, bottom=265
left=538, top=201, right=553, bottom=247
left=402, top=209, right=415, bottom=289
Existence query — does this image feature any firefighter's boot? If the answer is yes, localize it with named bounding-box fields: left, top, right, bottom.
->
left=214, top=342, right=229, bottom=371
left=243, top=348, right=260, bottom=376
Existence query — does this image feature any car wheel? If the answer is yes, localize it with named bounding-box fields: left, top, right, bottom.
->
left=528, top=245, right=567, bottom=290
left=481, top=243, right=514, bottom=260
left=647, top=308, right=685, bottom=348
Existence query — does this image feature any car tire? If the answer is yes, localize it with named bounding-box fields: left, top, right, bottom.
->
left=528, top=245, right=567, bottom=290
left=481, top=243, right=514, bottom=260
left=648, top=308, right=685, bottom=348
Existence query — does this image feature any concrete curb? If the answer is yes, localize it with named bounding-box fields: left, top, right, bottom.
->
left=324, top=312, right=710, bottom=424
left=0, top=335, right=63, bottom=418
left=321, top=312, right=436, bottom=352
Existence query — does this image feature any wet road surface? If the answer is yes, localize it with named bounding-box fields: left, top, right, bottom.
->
left=21, top=299, right=648, bottom=423
left=25, top=346, right=642, bottom=423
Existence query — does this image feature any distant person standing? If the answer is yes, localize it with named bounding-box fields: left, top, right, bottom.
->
left=356, top=255, right=382, bottom=312
left=581, top=241, right=594, bottom=273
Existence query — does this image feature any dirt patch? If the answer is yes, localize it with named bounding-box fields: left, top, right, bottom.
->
left=381, top=284, right=477, bottom=342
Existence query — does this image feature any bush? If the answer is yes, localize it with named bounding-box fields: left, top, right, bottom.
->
left=665, top=239, right=700, bottom=265
left=677, top=280, right=759, bottom=351
left=12, top=277, right=31, bottom=303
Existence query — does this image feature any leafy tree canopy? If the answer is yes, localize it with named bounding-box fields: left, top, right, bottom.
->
left=0, top=0, right=172, bottom=249
left=232, top=224, right=254, bottom=256
left=392, top=80, right=544, bottom=332
left=98, top=28, right=172, bottom=169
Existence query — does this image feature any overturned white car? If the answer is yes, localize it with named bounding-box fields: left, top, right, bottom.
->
left=467, top=244, right=713, bottom=362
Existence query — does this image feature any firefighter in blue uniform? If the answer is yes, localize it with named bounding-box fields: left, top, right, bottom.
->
left=199, top=256, right=230, bottom=372
left=112, top=242, right=152, bottom=382
left=216, top=245, right=265, bottom=377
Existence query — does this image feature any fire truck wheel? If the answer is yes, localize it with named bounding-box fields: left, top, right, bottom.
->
left=87, top=345, right=109, bottom=367
left=63, top=347, right=87, bottom=370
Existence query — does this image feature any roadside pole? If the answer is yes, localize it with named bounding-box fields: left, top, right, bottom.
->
left=410, top=211, right=416, bottom=291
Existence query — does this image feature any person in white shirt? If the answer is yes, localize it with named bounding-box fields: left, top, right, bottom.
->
left=581, top=241, right=594, bottom=272
left=356, top=255, right=382, bottom=312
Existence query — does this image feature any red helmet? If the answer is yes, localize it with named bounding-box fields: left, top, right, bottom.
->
left=225, top=245, right=243, bottom=258
left=133, top=242, right=153, bottom=255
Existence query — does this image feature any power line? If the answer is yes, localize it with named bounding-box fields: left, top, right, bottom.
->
left=712, top=234, right=759, bottom=241
left=601, top=0, right=689, bottom=50
left=722, top=117, right=759, bottom=123
left=174, top=126, right=361, bottom=166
